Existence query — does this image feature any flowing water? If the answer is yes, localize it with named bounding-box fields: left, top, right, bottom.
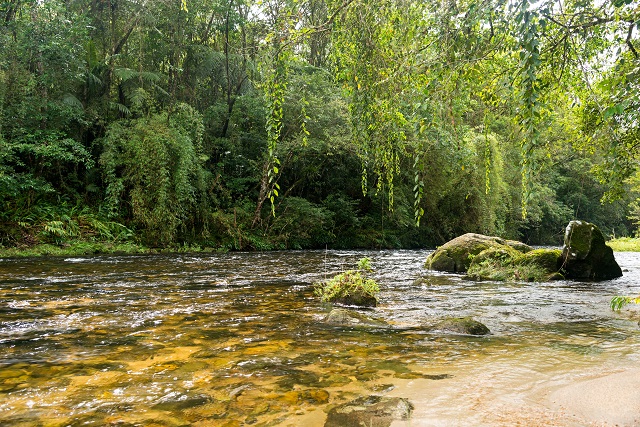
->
left=1, top=250, right=639, bottom=426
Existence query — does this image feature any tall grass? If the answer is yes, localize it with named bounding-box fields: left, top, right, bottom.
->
left=607, top=237, right=640, bottom=252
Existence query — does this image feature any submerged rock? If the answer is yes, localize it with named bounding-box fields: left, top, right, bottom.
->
left=324, top=308, right=388, bottom=328
left=324, top=395, right=413, bottom=427
left=425, top=233, right=532, bottom=273
left=561, top=220, right=622, bottom=281
left=431, top=317, right=490, bottom=336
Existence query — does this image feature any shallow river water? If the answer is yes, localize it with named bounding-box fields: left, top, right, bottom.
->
left=1, top=250, right=639, bottom=426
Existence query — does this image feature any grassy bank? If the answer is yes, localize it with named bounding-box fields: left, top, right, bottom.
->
left=0, top=241, right=232, bottom=258
left=0, top=241, right=151, bottom=258
left=607, top=237, right=640, bottom=252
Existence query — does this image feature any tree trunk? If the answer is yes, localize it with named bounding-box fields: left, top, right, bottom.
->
left=251, top=160, right=271, bottom=228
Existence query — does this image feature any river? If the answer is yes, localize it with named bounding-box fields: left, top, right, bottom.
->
left=1, top=250, right=639, bottom=426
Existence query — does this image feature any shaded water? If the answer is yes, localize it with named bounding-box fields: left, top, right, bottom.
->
left=1, top=250, right=639, bottom=426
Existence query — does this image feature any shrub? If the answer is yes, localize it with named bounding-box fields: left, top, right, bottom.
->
left=100, top=105, right=207, bottom=245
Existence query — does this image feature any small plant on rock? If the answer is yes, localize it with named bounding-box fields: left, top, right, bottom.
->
left=315, top=257, right=380, bottom=307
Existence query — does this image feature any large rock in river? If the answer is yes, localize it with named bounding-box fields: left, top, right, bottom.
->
left=324, top=395, right=413, bottom=427
left=425, top=233, right=533, bottom=273
left=561, top=220, right=622, bottom=280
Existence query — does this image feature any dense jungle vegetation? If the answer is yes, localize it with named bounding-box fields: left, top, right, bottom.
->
left=0, top=0, right=639, bottom=251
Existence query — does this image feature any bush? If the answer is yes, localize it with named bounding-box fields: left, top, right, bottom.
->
left=100, top=105, right=207, bottom=245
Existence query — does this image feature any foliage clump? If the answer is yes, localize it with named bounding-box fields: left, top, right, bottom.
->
left=611, top=296, right=640, bottom=312
left=315, top=257, right=380, bottom=307
left=100, top=105, right=207, bottom=245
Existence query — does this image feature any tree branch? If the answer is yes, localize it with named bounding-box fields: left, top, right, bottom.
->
left=626, top=21, right=638, bottom=58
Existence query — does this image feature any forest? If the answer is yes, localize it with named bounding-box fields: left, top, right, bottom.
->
left=0, top=0, right=639, bottom=251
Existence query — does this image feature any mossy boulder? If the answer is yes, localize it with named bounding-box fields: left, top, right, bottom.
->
left=561, top=220, right=622, bottom=280
left=324, top=395, right=414, bottom=427
left=324, top=308, right=389, bottom=328
left=467, top=247, right=563, bottom=282
left=425, top=233, right=533, bottom=273
left=519, top=248, right=562, bottom=271
left=472, top=246, right=523, bottom=266
left=431, top=317, right=490, bottom=336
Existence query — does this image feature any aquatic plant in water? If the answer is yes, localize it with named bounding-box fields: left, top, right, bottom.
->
left=315, top=257, right=379, bottom=307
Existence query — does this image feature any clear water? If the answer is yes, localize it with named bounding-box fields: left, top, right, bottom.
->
left=1, top=250, right=639, bottom=426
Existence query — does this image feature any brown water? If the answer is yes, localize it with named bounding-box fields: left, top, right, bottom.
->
left=1, top=250, right=639, bottom=426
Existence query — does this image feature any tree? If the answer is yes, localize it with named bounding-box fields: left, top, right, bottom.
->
left=100, top=104, right=207, bottom=245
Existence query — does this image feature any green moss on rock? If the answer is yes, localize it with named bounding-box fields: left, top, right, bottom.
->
left=314, top=270, right=379, bottom=307
left=473, top=246, right=523, bottom=266
left=518, top=248, right=562, bottom=271
left=467, top=247, right=562, bottom=282
left=425, top=233, right=532, bottom=273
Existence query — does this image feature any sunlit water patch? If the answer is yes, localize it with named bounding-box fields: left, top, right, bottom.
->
left=1, top=250, right=639, bottom=426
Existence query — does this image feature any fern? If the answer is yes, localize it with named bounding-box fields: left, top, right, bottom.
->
left=61, top=93, right=84, bottom=111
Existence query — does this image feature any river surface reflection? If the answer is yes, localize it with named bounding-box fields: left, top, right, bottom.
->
left=1, top=250, right=639, bottom=426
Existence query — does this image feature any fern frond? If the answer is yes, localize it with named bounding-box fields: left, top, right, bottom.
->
left=62, top=93, right=84, bottom=111
left=110, top=102, right=131, bottom=116
left=114, top=67, right=138, bottom=81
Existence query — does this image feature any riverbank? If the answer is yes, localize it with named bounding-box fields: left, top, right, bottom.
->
left=608, top=237, right=640, bottom=252
left=0, top=240, right=228, bottom=258
left=2, top=237, right=638, bottom=259
left=0, top=241, right=227, bottom=258
left=547, top=368, right=640, bottom=426
left=0, top=241, right=147, bottom=258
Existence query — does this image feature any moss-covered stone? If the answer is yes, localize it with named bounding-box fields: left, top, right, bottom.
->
left=505, top=240, right=535, bottom=253
left=467, top=247, right=562, bottom=282
left=472, top=246, right=523, bottom=266
left=425, top=233, right=533, bottom=273
left=561, top=220, right=622, bottom=280
left=518, top=248, right=562, bottom=271
left=315, top=270, right=379, bottom=307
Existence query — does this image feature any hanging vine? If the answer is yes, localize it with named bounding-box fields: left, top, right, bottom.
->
left=264, top=47, right=289, bottom=216
left=514, top=0, right=543, bottom=219
left=329, top=0, right=421, bottom=212
left=253, top=0, right=297, bottom=223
